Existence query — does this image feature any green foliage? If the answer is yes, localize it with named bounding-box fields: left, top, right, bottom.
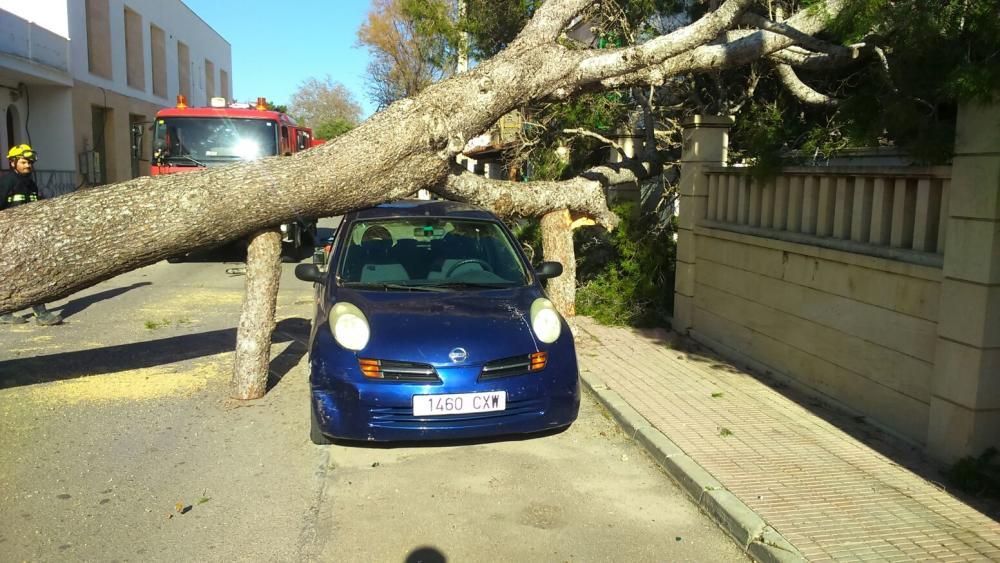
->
left=401, top=0, right=461, bottom=70
left=733, top=99, right=851, bottom=173
left=823, top=0, right=999, bottom=162
left=314, top=117, right=355, bottom=140
left=945, top=447, right=1000, bottom=499
left=520, top=92, right=631, bottom=182
left=264, top=101, right=289, bottom=114
left=576, top=202, right=676, bottom=327
left=509, top=218, right=542, bottom=266
left=459, top=0, right=536, bottom=59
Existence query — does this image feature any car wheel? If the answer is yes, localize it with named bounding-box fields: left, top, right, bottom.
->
left=310, top=404, right=332, bottom=445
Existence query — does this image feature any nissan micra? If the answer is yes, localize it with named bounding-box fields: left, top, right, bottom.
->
left=295, top=200, right=580, bottom=443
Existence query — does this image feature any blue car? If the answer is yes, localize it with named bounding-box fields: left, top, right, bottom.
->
left=294, top=200, right=581, bottom=443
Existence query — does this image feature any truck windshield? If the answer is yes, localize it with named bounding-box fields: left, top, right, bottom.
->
left=153, top=117, right=278, bottom=165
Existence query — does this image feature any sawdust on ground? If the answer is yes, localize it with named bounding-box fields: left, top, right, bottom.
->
left=138, top=288, right=245, bottom=317
left=6, top=354, right=231, bottom=405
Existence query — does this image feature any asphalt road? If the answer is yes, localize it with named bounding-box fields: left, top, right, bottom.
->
left=0, top=220, right=746, bottom=562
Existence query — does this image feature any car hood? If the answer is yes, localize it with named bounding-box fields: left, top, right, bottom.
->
left=334, top=287, right=545, bottom=365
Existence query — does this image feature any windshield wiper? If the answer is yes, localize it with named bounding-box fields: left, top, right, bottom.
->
left=423, top=281, right=515, bottom=290
left=344, top=282, right=446, bottom=292
left=163, top=154, right=206, bottom=167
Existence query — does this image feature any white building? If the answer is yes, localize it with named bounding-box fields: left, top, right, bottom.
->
left=0, top=0, right=231, bottom=195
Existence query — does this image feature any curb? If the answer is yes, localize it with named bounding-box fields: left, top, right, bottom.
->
left=580, top=372, right=806, bottom=563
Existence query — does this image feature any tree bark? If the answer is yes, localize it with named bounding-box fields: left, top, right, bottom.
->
left=540, top=209, right=576, bottom=317
left=232, top=229, right=282, bottom=400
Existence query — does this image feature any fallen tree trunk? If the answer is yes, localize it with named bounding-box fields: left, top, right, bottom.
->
left=0, top=0, right=846, bottom=316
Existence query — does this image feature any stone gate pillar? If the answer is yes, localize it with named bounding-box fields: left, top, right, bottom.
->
left=927, top=96, right=1000, bottom=462
left=673, top=115, right=734, bottom=334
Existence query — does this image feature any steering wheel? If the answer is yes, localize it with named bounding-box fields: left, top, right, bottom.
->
left=445, top=259, right=494, bottom=277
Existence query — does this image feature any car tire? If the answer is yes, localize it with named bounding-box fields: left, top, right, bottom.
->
left=310, top=404, right=333, bottom=445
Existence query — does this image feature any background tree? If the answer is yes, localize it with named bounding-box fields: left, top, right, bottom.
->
left=357, top=0, right=455, bottom=109
left=288, top=75, right=363, bottom=138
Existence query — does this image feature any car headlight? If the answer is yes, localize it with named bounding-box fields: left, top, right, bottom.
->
left=329, top=302, right=370, bottom=351
left=530, top=298, right=561, bottom=344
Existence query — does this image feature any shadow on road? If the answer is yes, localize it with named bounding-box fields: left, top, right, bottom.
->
left=267, top=318, right=311, bottom=390
left=0, top=317, right=311, bottom=390
left=52, top=282, right=153, bottom=320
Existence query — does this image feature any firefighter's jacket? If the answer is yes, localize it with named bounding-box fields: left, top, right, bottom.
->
left=0, top=171, right=40, bottom=210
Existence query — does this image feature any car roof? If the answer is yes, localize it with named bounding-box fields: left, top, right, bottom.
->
left=346, top=199, right=498, bottom=221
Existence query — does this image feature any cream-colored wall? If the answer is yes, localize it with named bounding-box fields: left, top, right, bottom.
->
left=72, top=80, right=161, bottom=184
left=688, top=226, right=942, bottom=444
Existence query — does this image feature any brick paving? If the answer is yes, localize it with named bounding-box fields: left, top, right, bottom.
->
left=571, top=317, right=1000, bottom=562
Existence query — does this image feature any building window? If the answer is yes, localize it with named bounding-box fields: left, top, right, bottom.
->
left=150, top=24, right=166, bottom=98
left=124, top=8, right=145, bottom=90
left=177, top=41, right=191, bottom=100
left=85, top=0, right=112, bottom=79
left=204, top=59, right=215, bottom=99
left=220, top=69, right=230, bottom=102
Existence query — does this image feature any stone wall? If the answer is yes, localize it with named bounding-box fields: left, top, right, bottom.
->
left=674, top=99, right=999, bottom=462
left=690, top=227, right=940, bottom=443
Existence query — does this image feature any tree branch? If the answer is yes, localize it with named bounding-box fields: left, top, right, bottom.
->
left=590, top=0, right=847, bottom=91
left=739, top=11, right=855, bottom=59
left=573, top=0, right=754, bottom=83
left=562, top=128, right=629, bottom=159
left=773, top=62, right=839, bottom=107
left=516, top=0, right=595, bottom=45
left=436, top=164, right=636, bottom=230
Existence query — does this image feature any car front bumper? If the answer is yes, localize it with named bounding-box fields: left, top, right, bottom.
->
left=309, top=342, right=580, bottom=442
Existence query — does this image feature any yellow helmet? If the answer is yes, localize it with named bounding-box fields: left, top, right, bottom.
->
left=7, top=144, right=36, bottom=161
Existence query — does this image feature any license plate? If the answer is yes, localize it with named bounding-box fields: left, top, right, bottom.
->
left=412, top=391, right=507, bottom=416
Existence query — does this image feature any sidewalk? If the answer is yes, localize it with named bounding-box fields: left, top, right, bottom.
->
left=570, top=317, right=1000, bottom=562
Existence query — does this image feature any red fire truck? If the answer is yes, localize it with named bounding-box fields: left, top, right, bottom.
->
left=150, top=95, right=320, bottom=257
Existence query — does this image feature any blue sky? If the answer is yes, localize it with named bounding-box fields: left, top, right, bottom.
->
left=182, top=0, right=377, bottom=119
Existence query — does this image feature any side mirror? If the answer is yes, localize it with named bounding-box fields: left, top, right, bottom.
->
left=295, top=263, right=326, bottom=284
left=535, top=261, right=563, bottom=280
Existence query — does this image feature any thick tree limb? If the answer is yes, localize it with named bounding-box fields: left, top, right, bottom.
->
left=574, top=0, right=754, bottom=83
left=436, top=167, right=620, bottom=230
left=593, top=0, right=846, bottom=91
left=774, top=63, right=839, bottom=107
left=739, top=11, right=856, bottom=60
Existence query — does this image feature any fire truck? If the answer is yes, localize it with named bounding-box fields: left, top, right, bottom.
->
left=150, top=95, right=320, bottom=257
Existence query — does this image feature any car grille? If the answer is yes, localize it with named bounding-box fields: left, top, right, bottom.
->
left=377, top=360, right=440, bottom=382
left=369, top=398, right=546, bottom=426
left=478, top=354, right=534, bottom=381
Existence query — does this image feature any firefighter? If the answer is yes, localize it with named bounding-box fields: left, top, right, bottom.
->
left=0, top=144, right=63, bottom=326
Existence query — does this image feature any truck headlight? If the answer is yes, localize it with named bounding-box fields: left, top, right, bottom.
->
left=530, top=298, right=561, bottom=344
left=329, top=302, right=370, bottom=351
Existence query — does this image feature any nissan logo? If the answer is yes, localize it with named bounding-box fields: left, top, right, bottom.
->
left=449, top=348, right=468, bottom=363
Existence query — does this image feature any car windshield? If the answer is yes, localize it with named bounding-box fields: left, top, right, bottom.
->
left=153, top=117, right=278, bottom=165
left=337, top=218, right=530, bottom=289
